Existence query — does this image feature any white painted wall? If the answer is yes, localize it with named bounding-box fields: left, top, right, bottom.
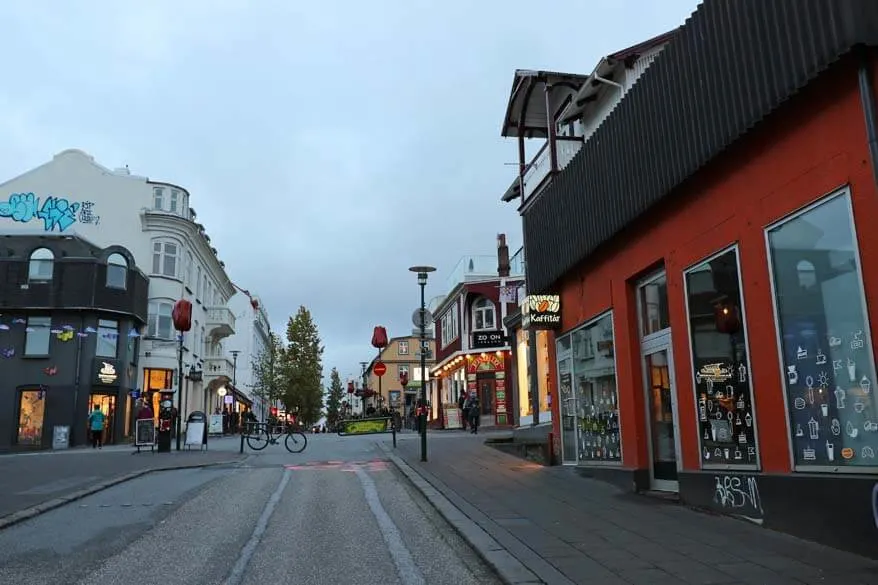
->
left=225, top=292, right=272, bottom=420
left=0, top=149, right=239, bottom=418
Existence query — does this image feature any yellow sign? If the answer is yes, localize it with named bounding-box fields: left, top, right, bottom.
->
left=339, top=418, right=391, bottom=436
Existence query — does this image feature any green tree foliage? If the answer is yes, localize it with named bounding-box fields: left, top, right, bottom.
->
left=249, top=332, right=284, bottom=420
left=326, top=367, right=344, bottom=427
left=279, top=305, right=324, bottom=426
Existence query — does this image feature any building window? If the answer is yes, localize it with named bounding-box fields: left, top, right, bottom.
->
left=106, top=253, right=127, bottom=289
left=196, top=267, right=202, bottom=300
left=170, top=189, right=179, bottom=213
left=17, top=388, right=46, bottom=446
left=440, top=309, right=459, bottom=347
left=639, top=273, right=670, bottom=336
left=96, top=319, right=119, bottom=358
left=185, top=252, right=194, bottom=288
left=398, top=364, right=410, bottom=380
left=147, top=301, right=174, bottom=339
left=472, top=297, right=496, bottom=331
left=767, top=188, right=878, bottom=469
left=684, top=246, right=757, bottom=467
left=152, top=240, right=178, bottom=278
left=398, top=341, right=409, bottom=355
left=153, top=187, right=163, bottom=209
left=28, top=248, right=54, bottom=282
left=24, top=316, right=52, bottom=355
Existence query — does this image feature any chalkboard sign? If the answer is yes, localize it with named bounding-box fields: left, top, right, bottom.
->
left=135, top=418, right=155, bottom=447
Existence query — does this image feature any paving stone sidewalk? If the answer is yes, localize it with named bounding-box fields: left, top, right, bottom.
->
left=386, top=434, right=878, bottom=585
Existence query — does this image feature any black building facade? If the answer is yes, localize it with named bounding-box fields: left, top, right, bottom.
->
left=0, top=234, right=148, bottom=450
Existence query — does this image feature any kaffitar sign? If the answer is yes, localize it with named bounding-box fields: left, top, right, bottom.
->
left=522, top=294, right=562, bottom=329
left=0, top=192, right=100, bottom=233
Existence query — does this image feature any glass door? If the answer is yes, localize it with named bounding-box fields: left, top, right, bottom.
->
left=644, top=344, right=679, bottom=490
left=558, top=356, right=577, bottom=464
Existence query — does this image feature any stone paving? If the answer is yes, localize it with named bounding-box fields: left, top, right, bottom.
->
left=385, top=433, right=878, bottom=585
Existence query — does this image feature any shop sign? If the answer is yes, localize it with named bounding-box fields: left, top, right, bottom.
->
left=93, top=358, right=120, bottom=386
left=467, top=352, right=504, bottom=373
left=472, top=330, right=505, bottom=349
left=522, top=295, right=561, bottom=329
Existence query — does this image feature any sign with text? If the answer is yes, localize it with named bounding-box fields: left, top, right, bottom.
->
left=337, top=417, right=393, bottom=436
left=93, top=358, right=120, bottom=386
left=522, top=294, right=562, bottom=329
left=472, top=330, right=505, bottom=349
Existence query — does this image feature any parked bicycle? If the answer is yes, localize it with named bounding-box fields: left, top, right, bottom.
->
left=244, top=422, right=308, bottom=453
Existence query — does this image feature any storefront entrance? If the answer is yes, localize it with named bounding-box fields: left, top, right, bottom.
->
left=88, top=393, right=117, bottom=445
left=638, top=272, right=681, bottom=491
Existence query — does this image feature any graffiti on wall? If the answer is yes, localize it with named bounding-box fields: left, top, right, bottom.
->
left=0, top=192, right=100, bottom=232
left=713, top=474, right=764, bottom=525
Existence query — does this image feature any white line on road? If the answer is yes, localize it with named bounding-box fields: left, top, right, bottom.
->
left=223, top=469, right=291, bottom=585
left=355, top=467, right=425, bottom=585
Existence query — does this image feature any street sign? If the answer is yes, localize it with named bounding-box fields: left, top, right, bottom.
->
left=374, top=361, right=387, bottom=377
left=412, top=308, right=433, bottom=328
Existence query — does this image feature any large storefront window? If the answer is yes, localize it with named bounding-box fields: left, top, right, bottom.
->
left=557, top=312, right=620, bottom=464
left=516, top=329, right=552, bottom=424
left=767, top=189, right=878, bottom=469
left=685, top=246, right=758, bottom=467
left=17, top=388, right=46, bottom=446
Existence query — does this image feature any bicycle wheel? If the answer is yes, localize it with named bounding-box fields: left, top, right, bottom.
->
left=284, top=431, right=307, bottom=454
left=246, top=427, right=270, bottom=450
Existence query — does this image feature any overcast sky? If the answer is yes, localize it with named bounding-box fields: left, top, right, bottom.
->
left=0, top=0, right=701, bottom=383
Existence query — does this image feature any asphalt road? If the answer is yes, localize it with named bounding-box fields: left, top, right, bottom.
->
left=0, top=433, right=502, bottom=585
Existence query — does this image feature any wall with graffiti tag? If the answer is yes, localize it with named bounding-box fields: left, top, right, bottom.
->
left=0, top=192, right=100, bottom=233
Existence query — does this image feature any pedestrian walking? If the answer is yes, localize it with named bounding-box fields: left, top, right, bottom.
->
left=88, top=404, right=106, bottom=449
left=463, top=391, right=480, bottom=434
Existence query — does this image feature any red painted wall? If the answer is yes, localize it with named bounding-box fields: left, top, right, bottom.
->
left=547, top=55, right=878, bottom=473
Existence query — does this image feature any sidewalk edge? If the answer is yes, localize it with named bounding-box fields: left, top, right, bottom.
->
left=378, top=442, right=544, bottom=585
left=0, top=457, right=244, bottom=531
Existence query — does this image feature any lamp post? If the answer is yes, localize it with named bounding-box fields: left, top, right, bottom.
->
left=360, top=361, right=368, bottom=416
left=409, top=265, right=436, bottom=462
left=172, top=299, right=193, bottom=451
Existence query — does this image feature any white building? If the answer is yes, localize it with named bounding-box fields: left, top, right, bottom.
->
left=0, top=148, right=248, bottom=425
left=225, top=288, right=273, bottom=421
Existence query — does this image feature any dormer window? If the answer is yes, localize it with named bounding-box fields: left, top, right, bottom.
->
left=28, top=247, right=54, bottom=282
left=107, top=253, right=128, bottom=289
left=153, top=187, right=164, bottom=210
left=472, top=297, right=496, bottom=331
left=170, top=189, right=179, bottom=213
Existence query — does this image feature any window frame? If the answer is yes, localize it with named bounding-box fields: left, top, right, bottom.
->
left=24, top=316, right=52, bottom=356
left=106, top=253, right=128, bottom=290
left=398, top=341, right=409, bottom=355
left=28, top=248, right=54, bottom=282
left=764, top=185, right=878, bottom=474
left=96, top=318, right=119, bottom=358
left=636, top=270, right=670, bottom=341
left=169, top=189, right=179, bottom=213
left=151, top=239, right=179, bottom=279
left=398, top=364, right=410, bottom=380
left=153, top=187, right=164, bottom=210
left=682, top=244, right=760, bottom=471
left=147, top=300, right=175, bottom=340
left=472, top=297, right=497, bottom=331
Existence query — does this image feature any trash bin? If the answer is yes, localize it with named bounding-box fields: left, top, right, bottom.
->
left=185, top=411, right=208, bottom=450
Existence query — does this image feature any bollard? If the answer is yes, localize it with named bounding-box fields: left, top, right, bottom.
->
left=392, top=425, right=397, bottom=449
left=239, top=432, right=244, bottom=454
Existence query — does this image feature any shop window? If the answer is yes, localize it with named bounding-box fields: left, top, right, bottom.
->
left=767, top=188, right=878, bottom=469
left=96, top=319, right=119, bottom=357
left=147, top=301, right=174, bottom=339
left=639, top=273, right=670, bottom=336
left=28, top=247, right=54, bottom=282
left=106, top=253, right=128, bottom=289
left=472, top=297, right=496, bottom=331
left=398, top=341, right=409, bottom=355
left=151, top=240, right=178, bottom=278
left=571, top=312, right=621, bottom=463
left=24, top=316, right=51, bottom=355
left=17, top=388, right=46, bottom=446
left=684, top=246, right=757, bottom=467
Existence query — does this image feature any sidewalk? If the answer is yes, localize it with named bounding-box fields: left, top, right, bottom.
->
left=382, top=433, right=878, bottom=585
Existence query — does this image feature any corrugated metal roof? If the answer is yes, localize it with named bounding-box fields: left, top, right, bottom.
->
left=522, top=0, right=878, bottom=294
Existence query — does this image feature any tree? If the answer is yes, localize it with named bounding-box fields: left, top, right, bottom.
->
left=278, top=305, right=324, bottom=426
left=249, top=332, right=284, bottom=420
left=326, top=367, right=344, bottom=428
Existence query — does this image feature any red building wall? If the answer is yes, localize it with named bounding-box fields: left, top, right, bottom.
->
left=547, top=56, right=878, bottom=473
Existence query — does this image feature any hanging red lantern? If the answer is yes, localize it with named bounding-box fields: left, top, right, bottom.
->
left=347, top=381, right=355, bottom=394
left=399, top=371, right=409, bottom=388
left=172, top=299, right=193, bottom=332
left=371, top=326, right=388, bottom=349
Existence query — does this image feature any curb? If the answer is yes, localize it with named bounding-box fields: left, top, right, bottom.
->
left=377, top=442, right=544, bottom=585
left=0, top=457, right=246, bottom=531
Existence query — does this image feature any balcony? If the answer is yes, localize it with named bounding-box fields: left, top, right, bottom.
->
left=444, top=254, right=525, bottom=292
left=519, top=137, right=582, bottom=203
left=509, top=246, right=525, bottom=276
left=205, top=306, right=236, bottom=338
left=203, top=356, right=235, bottom=380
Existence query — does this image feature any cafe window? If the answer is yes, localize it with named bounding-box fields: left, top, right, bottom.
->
left=767, top=188, right=878, bottom=469
left=684, top=246, right=758, bottom=467
left=96, top=319, right=119, bottom=358
left=17, top=388, right=46, bottom=446
left=571, top=312, right=621, bottom=462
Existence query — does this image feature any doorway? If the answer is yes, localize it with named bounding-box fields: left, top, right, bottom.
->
left=89, top=393, right=117, bottom=445
left=478, top=377, right=495, bottom=428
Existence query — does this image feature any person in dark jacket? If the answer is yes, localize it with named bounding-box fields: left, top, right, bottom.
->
left=463, top=392, right=480, bottom=434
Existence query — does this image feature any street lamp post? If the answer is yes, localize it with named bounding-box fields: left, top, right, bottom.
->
left=230, top=350, right=240, bottom=430
left=409, top=265, right=435, bottom=462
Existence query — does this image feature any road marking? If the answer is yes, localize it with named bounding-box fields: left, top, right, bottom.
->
left=355, top=467, right=425, bottom=585
left=284, top=459, right=389, bottom=472
left=223, top=469, right=291, bottom=585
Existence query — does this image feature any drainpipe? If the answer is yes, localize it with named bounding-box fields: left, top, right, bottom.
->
left=858, top=49, right=878, bottom=184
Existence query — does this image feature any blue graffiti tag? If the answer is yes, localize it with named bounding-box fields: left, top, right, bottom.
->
left=0, top=192, right=88, bottom=232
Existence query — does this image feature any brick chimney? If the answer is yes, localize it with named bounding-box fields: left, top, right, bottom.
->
left=497, top=233, right=510, bottom=277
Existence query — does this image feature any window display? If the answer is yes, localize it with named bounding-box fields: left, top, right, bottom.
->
left=684, top=247, right=758, bottom=466
left=767, top=189, right=878, bottom=468
left=572, top=313, right=620, bottom=462
left=17, top=388, right=46, bottom=446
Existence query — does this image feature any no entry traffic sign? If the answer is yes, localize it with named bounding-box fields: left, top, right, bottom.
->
left=374, top=362, right=387, bottom=377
